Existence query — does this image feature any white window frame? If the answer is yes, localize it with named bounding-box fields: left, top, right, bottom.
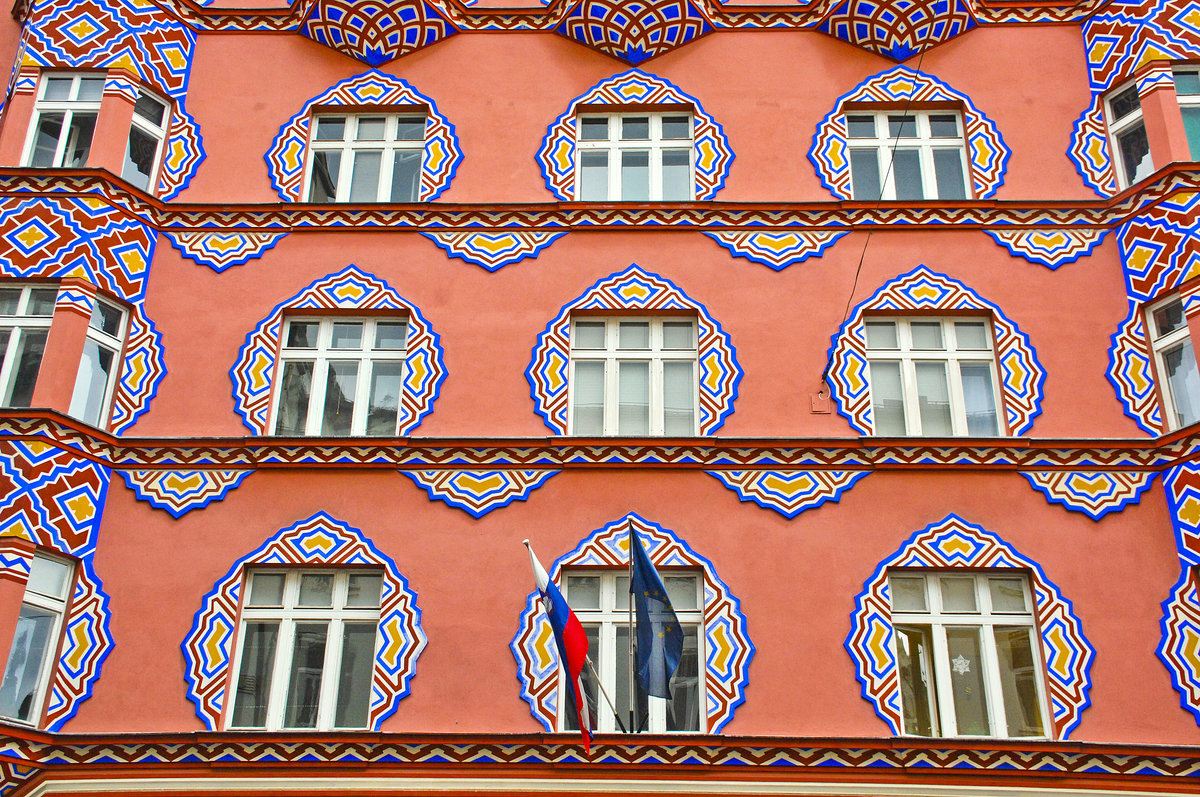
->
left=0, top=285, right=56, bottom=409
left=567, top=316, right=699, bottom=436
left=22, top=73, right=103, bottom=169
left=303, top=112, right=426, bottom=203
left=68, top=297, right=127, bottom=429
left=121, top=89, right=169, bottom=193
left=844, top=110, right=971, bottom=201
left=1146, top=293, right=1200, bottom=429
left=268, top=316, right=409, bottom=437
left=574, top=111, right=694, bottom=201
left=1175, top=67, right=1200, bottom=161
left=226, top=569, right=382, bottom=731
left=562, top=570, right=704, bottom=734
left=0, top=552, right=73, bottom=727
left=865, top=316, right=1005, bottom=437
left=1105, top=81, right=1154, bottom=188
left=889, top=571, right=1052, bottom=739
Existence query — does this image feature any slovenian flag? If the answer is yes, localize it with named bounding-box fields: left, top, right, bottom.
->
left=525, top=541, right=592, bottom=752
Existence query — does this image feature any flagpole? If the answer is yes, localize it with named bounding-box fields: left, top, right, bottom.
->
left=586, top=656, right=627, bottom=733
left=628, top=519, right=636, bottom=733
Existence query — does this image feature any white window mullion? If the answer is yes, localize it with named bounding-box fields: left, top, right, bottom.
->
left=900, top=358, right=921, bottom=435
left=930, top=623, right=958, bottom=735
left=266, top=619, right=296, bottom=730
left=945, top=353, right=969, bottom=436
left=0, top=331, right=22, bottom=405
left=316, top=617, right=344, bottom=730
left=978, top=623, right=1007, bottom=737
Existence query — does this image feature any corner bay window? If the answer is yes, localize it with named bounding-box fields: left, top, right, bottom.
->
left=271, top=317, right=408, bottom=437
left=69, top=298, right=125, bottom=428
left=1147, top=295, right=1200, bottom=429
left=229, top=570, right=382, bottom=730
left=25, top=74, right=102, bottom=169
left=0, top=286, right=55, bottom=409
left=0, top=553, right=72, bottom=725
left=889, top=571, right=1049, bottom=738
left=1107, top=84, right=1153, bottom=187
left=576, top=113, right=693, bottom=201
left=306, top=113, right=425, bottom=203
left=569, top=317, right=698, bottom=436
left=846, top=111, right=969, bottom=201
left=866, top=317, right=1002, bottom=436
left=122, top=90, right=168, bottom=192
left=563, top=571, right=702, bottom=733
left=1176, top=68, right=1200, bottom=161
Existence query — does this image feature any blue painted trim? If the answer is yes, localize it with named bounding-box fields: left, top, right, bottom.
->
left=983, top=229, right=1109, bottom=270
left=163, top=231, right=287, bottom=272
left=400, top=470, right=560, bottom=518
left=1105, top=303, right=1161, bottom=436
left=706, top=470, right=870, bottom=518
left=45, top=556, right=112, bottom=732
left=1158, top=568, right=1200, bottom=724
left=157, top=103, right=206, bottom=201
left=420, top=231, right=567, bottom=272
left=703, top=231, right=849, bottom=271
left=118, top=470, right=253, bottom=519
left=1019, top=471, right=1156, bottom=521
left=111, top=307, right=165, bottom=435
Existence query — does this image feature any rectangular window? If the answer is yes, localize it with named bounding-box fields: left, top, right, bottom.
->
left=68, top=298, right=125, bottom=429
left=0, top=286, right=55, bottom=409
left=122, top=90, right=169, bottom=193
left=889, top=571, right=1049, bottom=738
left=1106, top=84, right=1154, bottom=187
left=568, top=317, right=698, bottom=436
left=270, top=317, right=408, bottom=437
left=1175, top=69, right=1200, bottom=161
left=865, top=317, right=1002, bottom=436
left=305, top=114, right=425, bottom=203
left=575, top=113, right=694, bottom=201
left=563, top=571, right=702, bottom=733
left=24, top=74, right=103, bottom=169
left=1147, top=295, right=1200, bottom=429
left=845, top=111, right=970, bottom=201
left=228, top=569, right=383, bottom=730
left=0, top=553, right=72, bottom=726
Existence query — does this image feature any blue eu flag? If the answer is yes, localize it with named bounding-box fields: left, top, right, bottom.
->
left=629, top=524, right=683, bottom=699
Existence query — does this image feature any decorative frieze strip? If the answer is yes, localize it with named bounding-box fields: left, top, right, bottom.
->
left=985, top=228, right=1110, bottom=269
left=708, top=470, right=869, bottom=517
left=401, top=469, right=560, bottom=517
left=1020, top=470, right=1156, bottom=520
left=118, top=469, right=253, bottom=518
left=5, top=170, right=1200, bottom=234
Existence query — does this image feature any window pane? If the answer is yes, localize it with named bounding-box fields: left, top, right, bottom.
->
left=869, top=361, right=906, bottom=434
left=895, top=626, right=936, bottom=736
left=64, top=113, right=96, bottom=167
left=298, top=574, right=333, bottom=607
left=910, top=322, right=943, bottom=350
left=662, top=321, right=694, bottom=349
left=334, top=623, right=376, bottom=728
left=1164, top=340, right=1200, bottom=427
left=668, top=626, right=700, bottom=731
left=1177, top=71, right=1200, bottom=95
left=892, top=150, right=925, bottom=200
left=356, top=117, right=386, bottom=141
left=618, top=361, right=650, bottom=435
left=26, top=290, right=55, bottom=317
left=846, top=115, right=875, bottom=138
left=615, top=575, right=630, bottom=610
left=960, top=362, right=999, bottom=436
left=274, top=361, right=313, bottom=435
left=621, top=150, right=649, bottom=201
left=618, top=321, right=649, bottom=349
left=946, top=627, right=990, bottom=735
left=663, top=361, right=694, bottom=435
left=6, top=330, right=46, bottom=408
left=365, top=361, right=403, bottom=435
left=662, top=149, right=690, bottom=201
left=888, top=115, right=918, bottom=138
left=68, top=340, right=115, bottom=427
left=390, top=151, right=421, bottom=203
left=287, top=321, right=319, bottom=349
left=308, top=151, right=341, bottom=202
left=664, top=575, right=698, bottom=611
left=1118, top=123, right=1153, bottom=184
left=77, top=78, right=103, bottom=101
left=314, top=118, right=345, bottom=141
left=1183, top=107, right=1200, bottom=161
left=133, top=92, right=165, bottom=125
left=1110, top=86, right=1141, bottom=120
left=915, top=361, right=952, bottom=435
left=27, top=556, right=69, bottom=600
left=889, top=575, right=927, bottom=612
left=43, top=78, right=72, bottom=101
left=849, top=148, right=881, bottom=201
left=122, top=126, right=158, bottom=192
left=0, top=291, right=19, bottom=316
left=0, top=605, right=56, bottom=722
left=283, top=622, right=328, bottom=728
left=572, top=361, right=604, bottom=435
left=30, top=113, right=64, bottom=167
left=374, top=322, right=406, bottom=350
left=866, top=321, right=898, bottom=349
left=231, top=621, right=278, bottom=728
left=621, top=117, right=649, bottom=140
left=248, top=573, right=285, bottom=607
left=579, top=151, right=608, bottom=201
left=662, top=116, right=690, bottom=139
left=573, top=321, right=606, bottom=349
left=933, top=149, right=967, bottom=200
left=955, top=321, right=989, bottom=350
left=579, top=118, right=608, bottom=141
left=614, top=625, right=649, bottom=731
left=349, top=151, right=382, bottom=202
left=394, top=117, right=424, bottom=141
left=566, top=576, right=601, bottom=609
left=347, top=574, right=382, bottom=607
left=929, top=115, right=959, bottom=138
left=989, top=578, right=1027, bottom=612
left=90, top=302, right=122, bottom=336
left=939, top=577, right=977, bottom=612
left=330, top=322, right=363, bottom=349
left=993, top=627, right=1044, bottom=737
left=321, top=361, right=359, bottom=436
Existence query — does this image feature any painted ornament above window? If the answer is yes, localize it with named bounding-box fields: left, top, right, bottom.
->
left=827, top=266, right=1045, bottom=436
left=299, top=0, right=459, bottom=65
left=809, top=66, right=1009, bottom=201
left=816, top=0, right=977, bottom=61
left=527, top=264, right=741, bottom=435
left=266, top=70, right=462, bottom=202
left=553, top=0, right=715, bottom=64
left=537, top=70, right=733, bottom=201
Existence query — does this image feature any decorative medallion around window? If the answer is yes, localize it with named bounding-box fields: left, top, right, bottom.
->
left=537, top=70, right=733, bottom=202
left=847, top=514, right=1094, bottom=739
left=231, top=265, right=446, bottom=436
left=827, top=266, right=1044, bottom=436
left=809, top=66, right=1009, bottom=201
left=266, top=70, right=462, bottom=203
left=510, top=513, right=753, bottom=734
left=527, top=264, right=741, bottom=436
left=182, top=512, right=427, bottom=731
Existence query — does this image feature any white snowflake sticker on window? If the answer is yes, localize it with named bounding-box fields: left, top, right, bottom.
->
left=952, top=654, right=971, bottom=675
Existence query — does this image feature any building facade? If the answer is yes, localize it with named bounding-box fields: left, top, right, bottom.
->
left=0, top=0, right=1195, bottom=793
